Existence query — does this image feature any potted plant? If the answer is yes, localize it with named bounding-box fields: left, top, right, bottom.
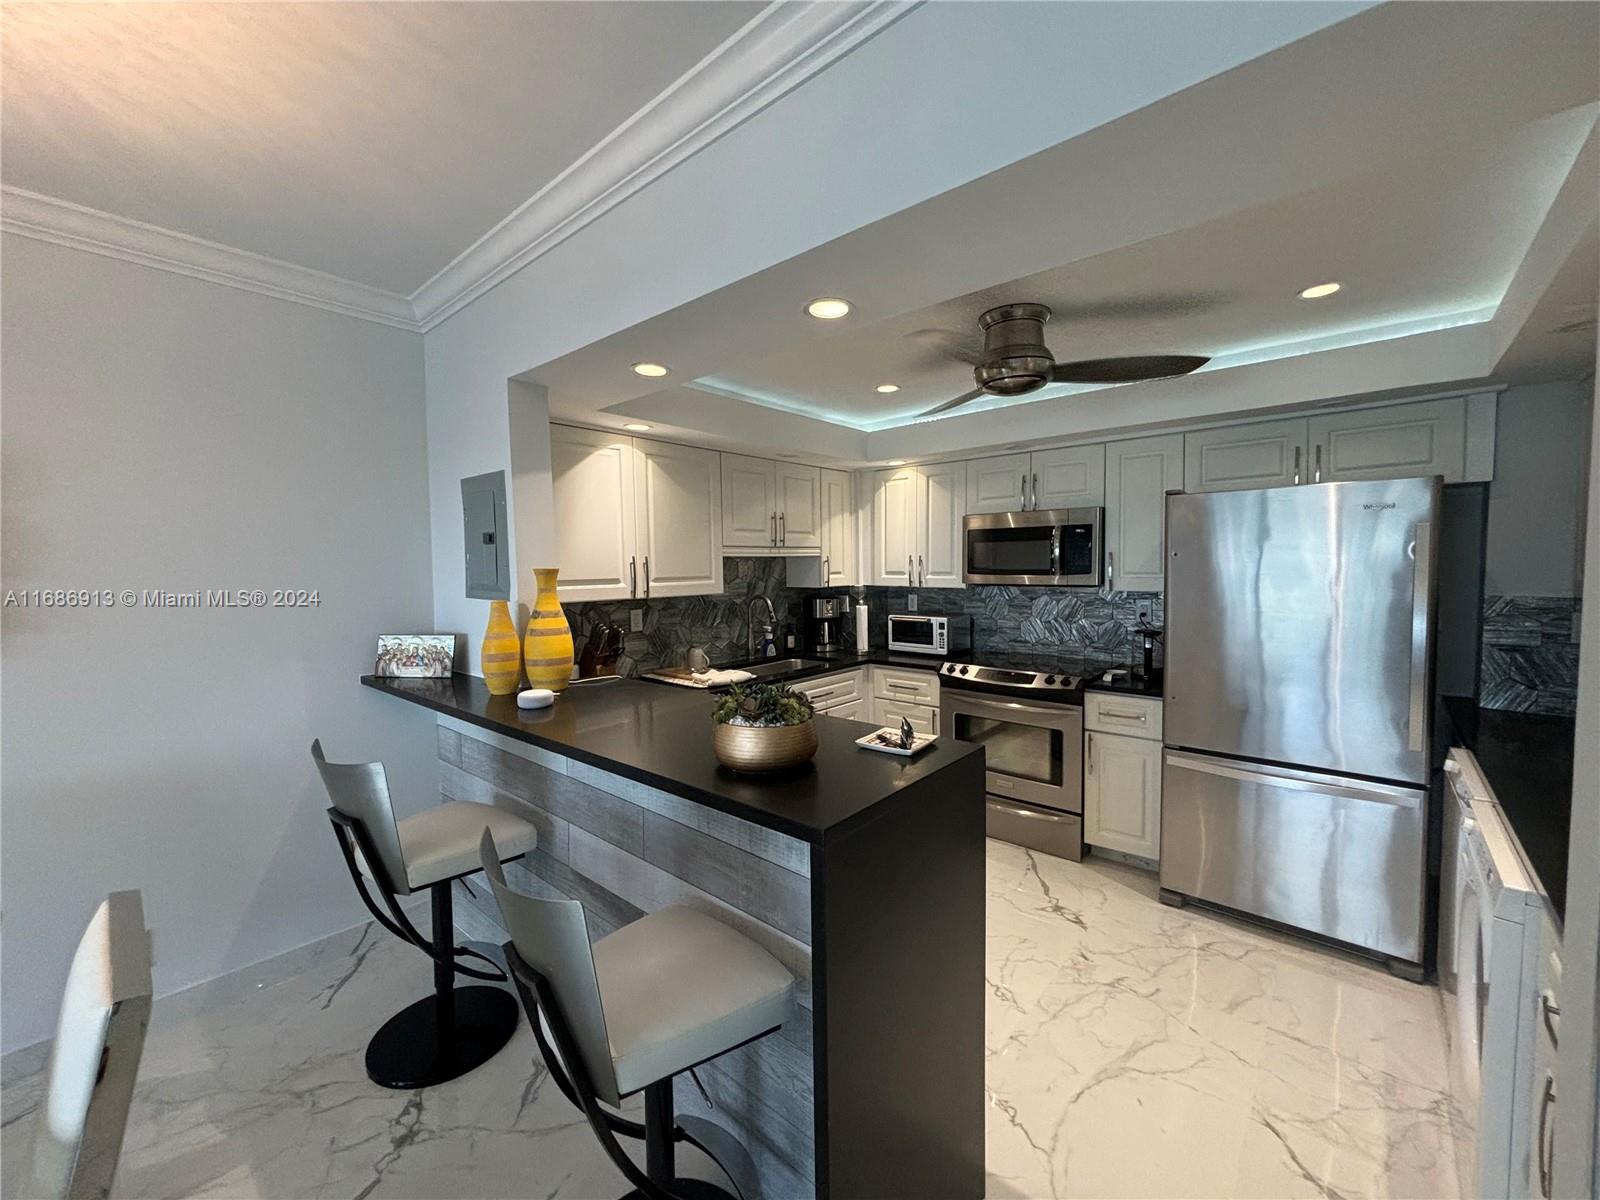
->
left=711, top=683, right=818, bottom=773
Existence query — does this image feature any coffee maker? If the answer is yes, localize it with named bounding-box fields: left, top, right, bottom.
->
left=809, top=597, right=843, bottom=652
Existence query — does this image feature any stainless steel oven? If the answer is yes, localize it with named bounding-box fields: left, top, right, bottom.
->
left=963, top=508, right=1103, bottom=587
left=939, top=662, right=1084, bottom=860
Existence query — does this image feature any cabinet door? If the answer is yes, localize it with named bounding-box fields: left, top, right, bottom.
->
left=633, top=438, right=723, bottom=599
left=551, top=426, right=638, bottom=601
left=1032, top=444, right=1106, bottom=508
left=1104, top=433, right=1184, bottom=593
left=871, top=466, right=918, bottom=585
left=1308, top=397, right=1467, bottom=484
left=965, top=453, right=1031, bottom=514
left=917, top=461, right=965, bottom=588
left=820, top=468, right=855, bottom=586
left=819, top=697, right=865, bottom=722
left=1084, top=731, right=1161, bottom=859
left=1184, top=419, right=1309, bottom=492
left=776, top=463, right=822, bottom=548
left=872, top=698, right=938, bottom=735
left=721, top=453, right=777, bottom=548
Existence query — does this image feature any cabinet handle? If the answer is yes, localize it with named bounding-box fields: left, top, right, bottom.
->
left=1314, top=445, right=1322, bottom=483
left=887, top=680, right=920, bottom=691
left=1100, top=708, right=1147, bottom=722
left=1104, top=548, right=1114, bottom=595
left=1020, top=473, right=1027, bottom=510
left=809, top=687, right=838, bottom=702
left=779, top=511, right=786, bottom=546
left=1293, top=445, right=1302, bottom=486
left=908, top=554, right=914, bottom=581
left=643, top=556, right=650, bottom=600
left=824, top=555, right=830, bottom=582
left=1541, top=991, right=1561, bottom=1045
left=1087, top=733, right=1094, bottom=776
left=1537, top=1073, right=1556, bottom=1198
left=629, top=556, right=637, bottom=598
left=917, top=554, right=924, bottom=586
left=1032, top=473, right=1039, bottom=510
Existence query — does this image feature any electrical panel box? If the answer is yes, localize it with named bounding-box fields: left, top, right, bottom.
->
left=460, top=471, right=510, bottom=600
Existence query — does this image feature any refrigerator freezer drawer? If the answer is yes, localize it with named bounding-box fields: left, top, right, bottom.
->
left=1160, top=750, right=1427, bottom=962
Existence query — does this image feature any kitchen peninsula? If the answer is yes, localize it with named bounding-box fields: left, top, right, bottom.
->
left=362, top=672, right=986, bottom=1199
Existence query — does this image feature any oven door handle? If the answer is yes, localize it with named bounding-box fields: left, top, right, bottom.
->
left=950, top=697, right=1082, bottom=722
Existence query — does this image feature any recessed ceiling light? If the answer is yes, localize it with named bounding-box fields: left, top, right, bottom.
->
left=806, top=297, right=851, bottom=320
left=1298, top=282, right=1342, bottom=300
left=886, top=460, right=906, bottom=466
left=631, top=362, right=669, bottom=377
left=875, top=383, right=900, bottom=394
left=623, top=422, right=652, bottom=432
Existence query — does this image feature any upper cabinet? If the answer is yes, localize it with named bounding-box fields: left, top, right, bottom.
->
left=871, top=463, right=963, bottom=588
left=720, top=454, right=821, bottom=553
left=1104, top=433, right=1184, bottom=593
left=1184, top=397, right=1491, bottom=493
left=551, top=425, right=722, bottom=602
left=966, top=446, right=1105, bottom=514
left=789, top=467, right=858, bottom=588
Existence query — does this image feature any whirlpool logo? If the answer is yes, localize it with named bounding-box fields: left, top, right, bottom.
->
left=1361, top=502, right=1398, bottom=511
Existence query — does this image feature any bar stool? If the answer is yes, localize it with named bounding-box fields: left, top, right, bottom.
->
left=311, top=739, right=539, bottom=1089
left=479, top=829, right=795, bottom=1200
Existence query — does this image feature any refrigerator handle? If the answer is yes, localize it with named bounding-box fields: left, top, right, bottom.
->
left=1408, top=521, right=1431, bottom=752
left=1164, top=751, right=1422, bottom=807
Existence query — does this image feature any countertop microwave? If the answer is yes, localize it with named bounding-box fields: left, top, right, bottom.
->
left=963, top=508, right=1103, bottom=587
left=887, top=614, right=971, bottom=656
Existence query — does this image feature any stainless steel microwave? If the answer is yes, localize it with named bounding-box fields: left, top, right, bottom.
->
left=963, top=508, right=1104, bottom=587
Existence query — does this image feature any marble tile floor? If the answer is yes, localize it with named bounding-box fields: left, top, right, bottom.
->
left=2, top=843, right=1463, bottom=1199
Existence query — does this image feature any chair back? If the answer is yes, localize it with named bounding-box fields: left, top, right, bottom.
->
left=310, top=739, right=410, bottom=896
left=29, top=890, right=152, bottom=1200
left=478, top=830, right=620, bottom=1105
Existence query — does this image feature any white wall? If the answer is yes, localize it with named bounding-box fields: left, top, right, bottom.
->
left=423, top=1, right=1367, bottom=657
left=1487, top=380, right=1594, bottom=596
left=0, top=236, right=438, bottom=1051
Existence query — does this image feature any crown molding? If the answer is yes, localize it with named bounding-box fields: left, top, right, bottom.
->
left=1, top=1, right=915, bottom=336
left=0, top=187, right=420, bottom=331
left=407, top=0, right=920, bottom=331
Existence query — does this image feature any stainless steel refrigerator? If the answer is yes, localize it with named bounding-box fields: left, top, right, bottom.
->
left=1160, top=477, right=1440, bottom=973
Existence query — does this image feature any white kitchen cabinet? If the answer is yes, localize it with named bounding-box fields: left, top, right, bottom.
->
left=1084, top=728, right=1161, bottom=860
left=918, top=461, right=965, bottom=588
left=870, top=697, right=938, bottom=735
left=776, top=463, right=822, bottom=548
left=1031, top=444, right=1106, bottom=508
left=721, top=453, right=778, bottom=549
left=820, top=468, right=855, bottom=586
left=1104, top=433, right=1183, bottom=593
left=1308, top=397, right=1468, bottom=484
left=791, top=668, right=864, bottom=708
left=867, top=664, right=939, bottom=731
left=633, top=438, right=723, bottom=598
left=871, top=466, right=919, bottom=585
left=817, top=696, right=865, bottom=721
left=552, top=426, right=724, bottom=602
left=1184, top=418, right=1309, bottom=493
left=966, top=453, right=1032, bottom=514
left=551, top=426, right=639, bottom=602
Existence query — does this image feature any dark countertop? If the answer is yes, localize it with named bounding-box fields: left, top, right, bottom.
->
left=361, top=673, right=984, bottom=846
left=1082, top=671, right=1164, bottom=698
left=1443, top=696, right=1574, bottom=923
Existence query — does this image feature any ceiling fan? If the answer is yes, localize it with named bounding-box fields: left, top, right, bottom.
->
left=911, top=303, right=1209, bottom=417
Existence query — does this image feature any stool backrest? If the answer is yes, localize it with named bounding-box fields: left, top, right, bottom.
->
left=479, top=830, right=621, bottom=1105
left=310, top=740, right=410, bottom=896
left=29, top=890, right=152, bottom=1200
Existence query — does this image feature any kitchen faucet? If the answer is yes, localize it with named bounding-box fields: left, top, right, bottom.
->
left=748, top=594, right=777, bottom=660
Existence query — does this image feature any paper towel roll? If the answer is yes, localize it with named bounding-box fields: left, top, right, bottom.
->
left=854, top=601, right=870, bottom=649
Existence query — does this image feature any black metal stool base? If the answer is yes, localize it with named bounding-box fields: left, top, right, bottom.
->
left=365, top=985, right=518, bottom=1089
left=622, top=1180, right=738, bottom=1200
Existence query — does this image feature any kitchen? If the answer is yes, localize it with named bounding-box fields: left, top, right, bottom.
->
left=2, top=5, right=1598, bottom=1200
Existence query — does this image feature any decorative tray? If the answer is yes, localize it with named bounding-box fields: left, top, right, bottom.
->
left=855, top=727, right=939, bottom=757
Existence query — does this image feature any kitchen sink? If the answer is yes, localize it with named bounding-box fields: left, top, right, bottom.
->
left=739, top=657, right=827, bottom=679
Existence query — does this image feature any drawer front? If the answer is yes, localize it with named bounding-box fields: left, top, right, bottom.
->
left=794, top=670, right=862, bottom=708
left=871, top=665, right=939, bottom=705
left=873, top=698, right=938, bottom=735
left=818, top=697, right=865, bottom=721
left=1085, top=692, right=1163, bottom=740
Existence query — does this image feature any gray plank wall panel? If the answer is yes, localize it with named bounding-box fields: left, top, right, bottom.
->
left=437, top=719, right=816, bottom=1198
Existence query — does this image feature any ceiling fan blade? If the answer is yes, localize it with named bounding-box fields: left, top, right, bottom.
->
left=905, top=328, right=983, bottom=366
left=1050, top=355, right=1209, bottom=384
left=919, top=387, right=987, bottom=417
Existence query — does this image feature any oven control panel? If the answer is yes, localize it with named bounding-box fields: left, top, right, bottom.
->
left=940, top=661, right=1082, bottom=693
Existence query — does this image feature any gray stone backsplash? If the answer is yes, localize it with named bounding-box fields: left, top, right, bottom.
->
left=565, top=556, right=1162, bottom=678
left=1480, top=594, right=1582, bottom=716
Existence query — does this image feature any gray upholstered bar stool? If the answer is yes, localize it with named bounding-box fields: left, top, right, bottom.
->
left=311, top=739, right=538, bottom=1089
left=479, top=829, right=795, bottom=1200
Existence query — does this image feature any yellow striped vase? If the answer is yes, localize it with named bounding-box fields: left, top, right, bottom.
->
left=480, top=600, right=523, bottom=696
left=523, top=567, right=574, bottom=692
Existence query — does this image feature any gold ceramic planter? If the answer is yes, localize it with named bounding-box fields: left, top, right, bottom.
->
left=713, top=720, right=818, bottom=774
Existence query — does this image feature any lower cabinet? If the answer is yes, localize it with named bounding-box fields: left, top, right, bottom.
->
left=1083, top=694, right=1163, bottom=860
left=871, top=697, right=938, bottom=735
left=818, top=697, right=865, bottom=721
left=866, top=664, right=940, bottom=732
